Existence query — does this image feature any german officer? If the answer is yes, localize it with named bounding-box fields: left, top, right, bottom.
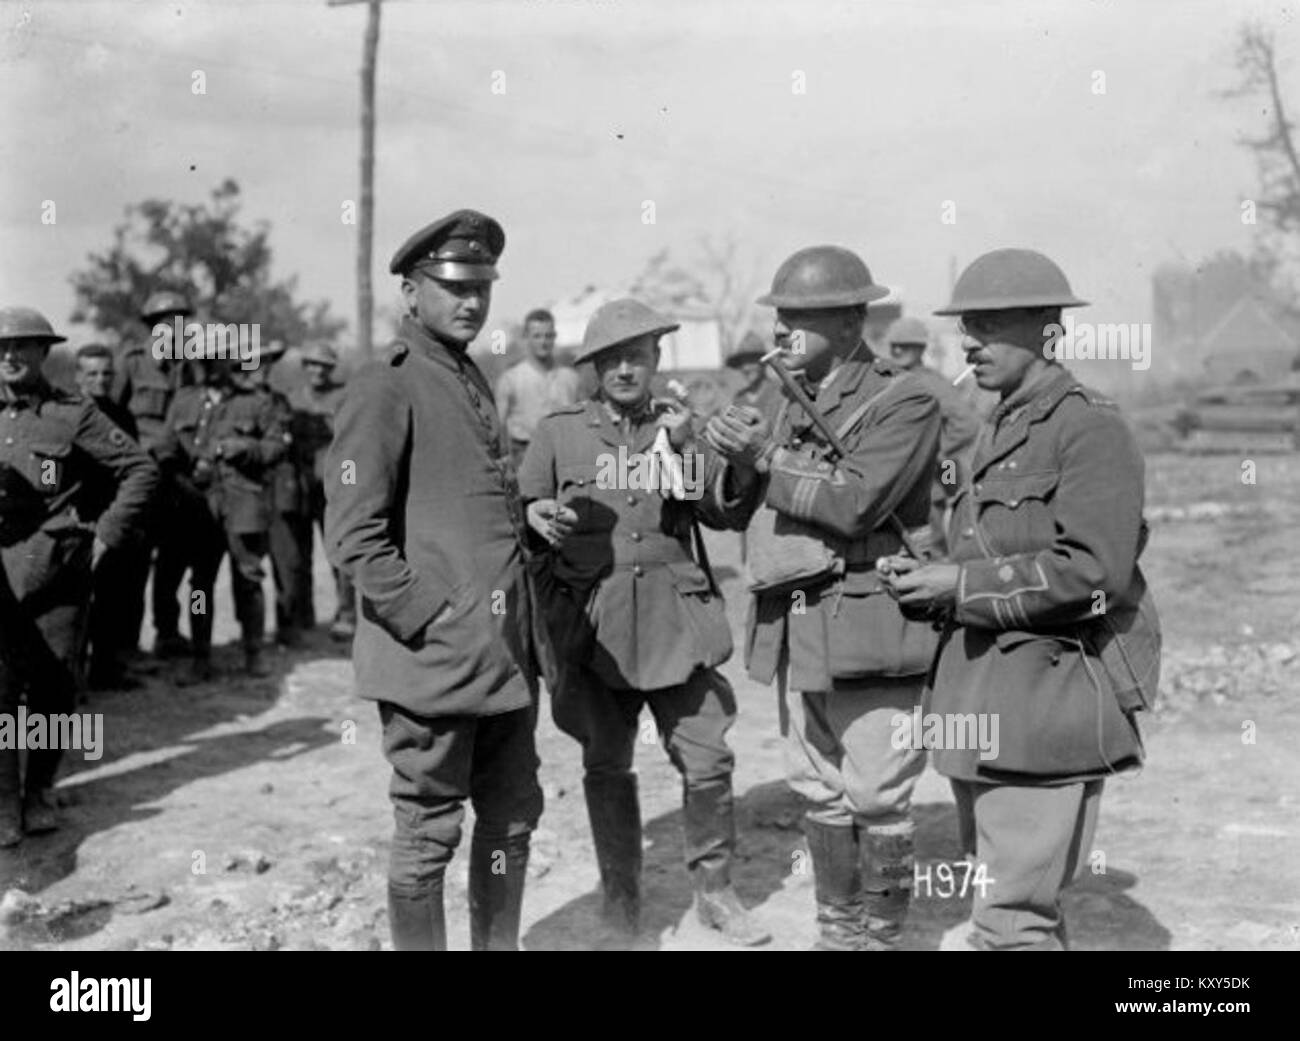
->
left=290, top=343, right=353, bottom=640
left=243, top=340, right=311, bottom=645
left=0, top=308, right=158, bottom=844
left=520, top=299, right=771, bottom=947
left=884, top=248, right=1158, bottom=950
left=112, top=290, right=193, bottom=660
left=701, top=246, right=942, bottom=950
left=155, top=334, right=285, bottom=682
left=325, top=210, right=541, bottom=952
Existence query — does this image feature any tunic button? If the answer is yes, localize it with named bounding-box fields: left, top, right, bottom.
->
left=974, top=483, right=983, bottom=495
left=630, top=532, right=642, bottom=542
left=1008, top=460, right=1018, bottom=469
left=577, top=478, right=586, bottom=486
left=962, top=527, right=974, bottom=537
left=632, top=565, right=644, bottom=577
left=627, top=495, right=636, bottom=505
left=1008, top=499, right=1019, bottom=508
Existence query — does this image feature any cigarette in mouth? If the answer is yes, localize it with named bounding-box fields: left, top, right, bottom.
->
left=953, top=364, right=976, bottom=386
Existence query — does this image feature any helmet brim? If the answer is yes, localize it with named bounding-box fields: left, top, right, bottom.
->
left=933, top=294, right=1089, bottom=316
left=756, top=283, right=891, bottom=309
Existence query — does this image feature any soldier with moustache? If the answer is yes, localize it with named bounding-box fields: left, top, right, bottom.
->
left=0, top=309, right=157, bottom=844
left=882, top=249, right=1160, bottom=951
left=520, top=298, right=770, bottom=947
left=701, top=246, right=942, bottom=951
left=326, top=210, right=541, bottom=951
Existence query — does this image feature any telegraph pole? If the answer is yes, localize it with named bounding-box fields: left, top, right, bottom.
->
left=329, top=0, right=382, bottom=358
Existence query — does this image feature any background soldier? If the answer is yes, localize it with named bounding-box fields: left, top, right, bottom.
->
left=113, top=290, right=194, bottom=660
left=726, top=330, right=781, bottom=418
left=155, top=335, right=285, bottom=682
left=885, top=249, right=1157, bottom=951
left=702, top=246, right=941, bottom=951
left=290, top=343, right=353, bottom=640
left=74, top=343, right=147, bottom=690
left=520, top=298, right=770, bottom=948
left=496, top=308, right=582, bottom=469
left=886, top=317, right=980, bottom=555
left=326, top=210, right=542, bottom=951
left=244, top=340, right=310, bottom=646
left=0, top=308, right=157, bottom=844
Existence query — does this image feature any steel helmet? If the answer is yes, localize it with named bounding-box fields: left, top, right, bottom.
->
left=757, top=245, right=890, bottom=309
left=301, top=342, right=340, bottom=368
left=140, top=290, right=191, bottom=321
left=0, top=306, right=66, bottom=344
left=725, top=330, right=768, bottom=368
left=886, top=316, right=930, bottom=346
left=934, top=249, right=1088, bottom=315
left=575, top=298, right=679, bottom=365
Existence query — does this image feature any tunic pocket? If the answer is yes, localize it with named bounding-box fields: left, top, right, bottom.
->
left=825, top=569, right=939, bottom=679
left=666, top=560, right=733, bottom=667
left=26, top=440, right=72, bottom=495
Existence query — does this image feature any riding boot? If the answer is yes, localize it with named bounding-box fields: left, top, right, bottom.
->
left=387, top=878, right=447, bottom=951
left=804, top=817, right=866, bottom=951
left=468, top=830, right=530, bottom=951
left=858, top=819, right=915, bottom=951
left=684, top=779, right=770, bottom=946
left=583, top=773, right=642, bottom=934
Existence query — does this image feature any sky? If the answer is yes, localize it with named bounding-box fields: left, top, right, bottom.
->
left=1, top=0, right=1295, bottom=388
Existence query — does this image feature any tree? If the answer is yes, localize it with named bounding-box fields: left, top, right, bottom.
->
left=68, top=178, right=345, bottom=349
left=1225, top=23, right=1300, bottom=309
left=630, top=232, right=765, bottom=355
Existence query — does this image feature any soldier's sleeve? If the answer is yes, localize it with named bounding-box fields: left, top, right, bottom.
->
left=516, top=417, right=557, bottom=501
left=955, top=406, right=1144, bottom=630
left=692, top=443, right=763, bottom=531
left=764, top=382, right=941, bottom=540
left=324, top=365, right=450, bottom=644
left=75, top=399, right=159, bottom=549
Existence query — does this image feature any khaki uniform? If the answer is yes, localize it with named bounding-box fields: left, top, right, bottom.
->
left=1, top=380, right=157, bottom=825
left=927, top=365, right=1152, bottom=949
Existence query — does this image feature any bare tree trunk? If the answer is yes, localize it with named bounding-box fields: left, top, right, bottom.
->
left=357, top=0, right=381, bottom=358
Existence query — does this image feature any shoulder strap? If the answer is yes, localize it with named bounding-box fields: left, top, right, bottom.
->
left=834, top=373, right=904, bottom=440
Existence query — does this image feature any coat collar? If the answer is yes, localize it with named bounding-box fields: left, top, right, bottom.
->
left=974, top=365, right=1078, bottom=475
left=584, top=396, right=668, bottom=452
left=397, top=315, right=470, bottom=373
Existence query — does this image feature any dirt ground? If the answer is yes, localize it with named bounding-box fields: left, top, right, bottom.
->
left=2, top=451, right=1297, bottom=951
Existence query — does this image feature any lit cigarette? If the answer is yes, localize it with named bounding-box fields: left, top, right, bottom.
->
left=760, top=347, right=786, bottom=364
left=953, top=364, right=976, bottom=386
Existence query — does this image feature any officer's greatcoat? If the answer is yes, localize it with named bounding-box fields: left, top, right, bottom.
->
left=325, top=317, right=535, bottom=718
left=925, top=366, right=1152, bottom=781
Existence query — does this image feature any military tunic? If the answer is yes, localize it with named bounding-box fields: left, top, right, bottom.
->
left=518, top=398, right=733, bottom=692
left=155, top=381, right=286, bottom=652
left=0, top=380, right=158, bottom=794
left=926, top=366, right=1150, bottom=782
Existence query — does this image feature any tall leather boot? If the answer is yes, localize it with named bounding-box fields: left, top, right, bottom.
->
left=468, top=830, right=530, bottom=951
left=684, top=780, right=770, bottom=946
left=858, top=819, right=915, bottom=951
left=0, top=748, right=21, bottom=847
left=387, top=879, right=448, bottom=951
left=583, top=773, right=642, bottom=934
left=804, top=817, right=866, bottom=951
left=240, top=587, right=271, bottom=678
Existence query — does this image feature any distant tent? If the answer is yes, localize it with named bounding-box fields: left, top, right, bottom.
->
left=1200, top=297, right=1298, bottom=384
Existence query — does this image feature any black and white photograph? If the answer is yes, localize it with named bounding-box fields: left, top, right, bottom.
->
left=0, top=0, right=1295, bottom=985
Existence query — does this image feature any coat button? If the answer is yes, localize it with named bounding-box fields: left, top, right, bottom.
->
left=1007, top=460, right=1017, bottom=469
left=632, top=565, right=644, bottom=577
left=627, top=495, right=636, bottom=505
left=630, top=532, right=642, bottom=542
left=1008, top=499, right=1019, bottom=508
left=974, top=483, right=983, bottom=495
left=577, top=478, right=586, bottom=486
left=962, top=527, right=973, bottom=538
